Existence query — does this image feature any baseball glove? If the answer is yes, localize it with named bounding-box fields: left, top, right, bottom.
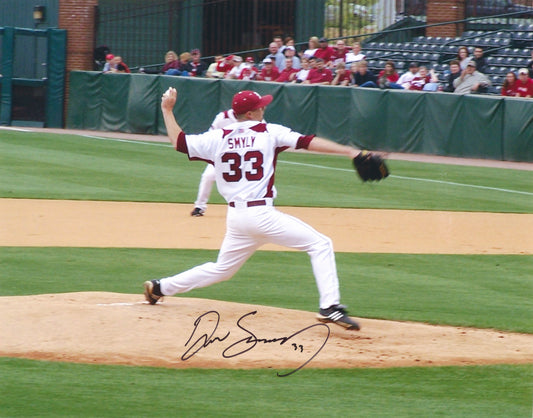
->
left=353, top=151, right=389, bottom=181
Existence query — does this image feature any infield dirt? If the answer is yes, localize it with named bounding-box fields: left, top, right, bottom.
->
left=1, top=198, right=532, bottom=370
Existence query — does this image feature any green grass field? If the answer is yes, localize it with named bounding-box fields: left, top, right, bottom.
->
left=0, top=130, right=532, bottom=417
left=1, top=130, right=532, bottom=212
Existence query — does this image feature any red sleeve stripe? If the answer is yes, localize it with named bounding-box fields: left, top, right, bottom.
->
left=176, top=132, right=189, bottom=154
left=296, top=135, right=315, bottom=150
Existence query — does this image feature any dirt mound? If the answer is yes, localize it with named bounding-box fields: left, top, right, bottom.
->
left=1, top=292, right=532, bottom=373
left=2, top=198, right=532, bottom=371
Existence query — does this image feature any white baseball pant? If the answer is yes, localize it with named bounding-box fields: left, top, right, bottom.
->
left=160, top=202, right=340, bottom=309
left=193, top=164, right=216, bottom=211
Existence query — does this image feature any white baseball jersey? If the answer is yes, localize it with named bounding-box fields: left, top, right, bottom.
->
left=176, top=122, right=313, bottom=203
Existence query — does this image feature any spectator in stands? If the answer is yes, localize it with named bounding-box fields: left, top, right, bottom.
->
left=273, top=35, right=283, bottom=50
left=275, top=57, right=299, bottom=82
left=180, top=51, right=191, bottom=64
left=515, top=68, right=533, bottom=98
left=256, top=57, right=280, bottom=81
left=314, top=37, right=336, bottom=67
left=442, top=60, right=461, bottom=92
left=303, top=57, right=333, bottom=85
left=526, top=50, right=533, bottom=78
left=215, top=55, right=234, bottom=78
left=206, top=55, right=226, bottom=78
left=332, top=40, right=349, bottom=66
left=279, top=46, right=301, bottom=70
left=331, top=62, right=351, bottom=86
left=225, top=56, right=245, bottom=79
left=95, top=46, right=111, bottom=70
left=348, top=61, right=359, bottom=81
left=163, top=52, right=191, bottom=76
left=184, top=49, right=208, bottom=77
left=239, top=57, right=259, bottom=80
left=397, top=62, right=419, bottom=89
left=501, top=71, right=518, bottom=96
left=456, top=46, right=473, bottom=70
left=114, top=62, right=129, bottom=74
left=302, top=36, right=320, bottom=58
left=102, top=54, right=114, bottom=72
left=377, top=61, right=402, bottom=89
left=453, top=61, right=491, bottom=94
left=308, top=56, right=318, bottom=70
left=407, top=66, right=439, bottom=91
left=472, top=47, right=488, bottom=74
left=345, top=41, right=366, bottom=64
left=161, top=51, right=180, bottom=74
left=293, top=57, right=311, bottom=83
left=350, top=60, right=378, bottom=88
left=280, top=36, right=295, bottom=55
left=110, top=56, right=131, bottom=73
left=267, top=42, right=285, bottom=69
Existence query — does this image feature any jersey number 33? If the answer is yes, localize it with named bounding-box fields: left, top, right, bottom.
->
left=221, top=151, right=264, bottom=182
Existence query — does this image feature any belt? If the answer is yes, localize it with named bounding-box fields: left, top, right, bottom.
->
left=229, top=199, right=267, bottom=208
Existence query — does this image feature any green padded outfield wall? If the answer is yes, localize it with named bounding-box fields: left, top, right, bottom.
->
left=67, top=71, right=533, bottom=162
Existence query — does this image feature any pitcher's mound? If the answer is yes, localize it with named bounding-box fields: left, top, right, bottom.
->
left=1, top=292, right=532, bottom=371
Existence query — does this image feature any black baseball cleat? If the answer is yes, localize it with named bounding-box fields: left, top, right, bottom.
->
left=143, top=280, right=163, bottom=305
left=317, top=304, right=360, bottom=330
left=191, top=207, right=204, bottom=217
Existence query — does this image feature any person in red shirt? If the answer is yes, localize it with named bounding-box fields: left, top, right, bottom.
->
left=313, top=37, right=336, bottom=67
left=331, top=61, right=351, bottom=86
left=275, top=57, right=299, bottom=82
left=111, top=56, right=131, bottom=73
left=303, top=58, right=333, bottom=85
left=215, top=55, right=234, bottom=78
left=332, top=39, right=348, bottom=67
left=239, top=57, right=259, bottom=80
left=501, top=71, right=518, bottom=96
left=256, top=58, right=280, bottom=81
left=515, top=68, right=533, bottom=98
left=407, top=66, right=439, bottom=91
left=377, top=60, right=403, bottom=89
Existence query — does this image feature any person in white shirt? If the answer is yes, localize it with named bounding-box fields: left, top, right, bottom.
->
left=293, top=57, right=311, bottom=83
left=302, top=36, right=319, bottom=58
left=345, top=41, right=366, bottom=64
left=225, top=56, right=245, bottom=79
left=397, top=62, right=420, bottom=89
left=190, top=109, right=238, bottom=216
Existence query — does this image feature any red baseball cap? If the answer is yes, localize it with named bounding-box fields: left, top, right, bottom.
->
left=232, top=91, right=273, bottom=115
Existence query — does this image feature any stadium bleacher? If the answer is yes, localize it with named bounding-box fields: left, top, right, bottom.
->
left=362, top=24, right=533, bottom=94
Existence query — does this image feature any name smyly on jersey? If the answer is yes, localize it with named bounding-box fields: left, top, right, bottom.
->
left=228, top=135, right=256, bottom=149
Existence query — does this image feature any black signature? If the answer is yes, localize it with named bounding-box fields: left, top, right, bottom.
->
left=181, top=310, right=330, bottom=377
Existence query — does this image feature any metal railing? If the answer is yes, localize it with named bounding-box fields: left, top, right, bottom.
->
left=96, top=0, right=296, bottom=69
left=94, top=0, right=532, bottom=72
